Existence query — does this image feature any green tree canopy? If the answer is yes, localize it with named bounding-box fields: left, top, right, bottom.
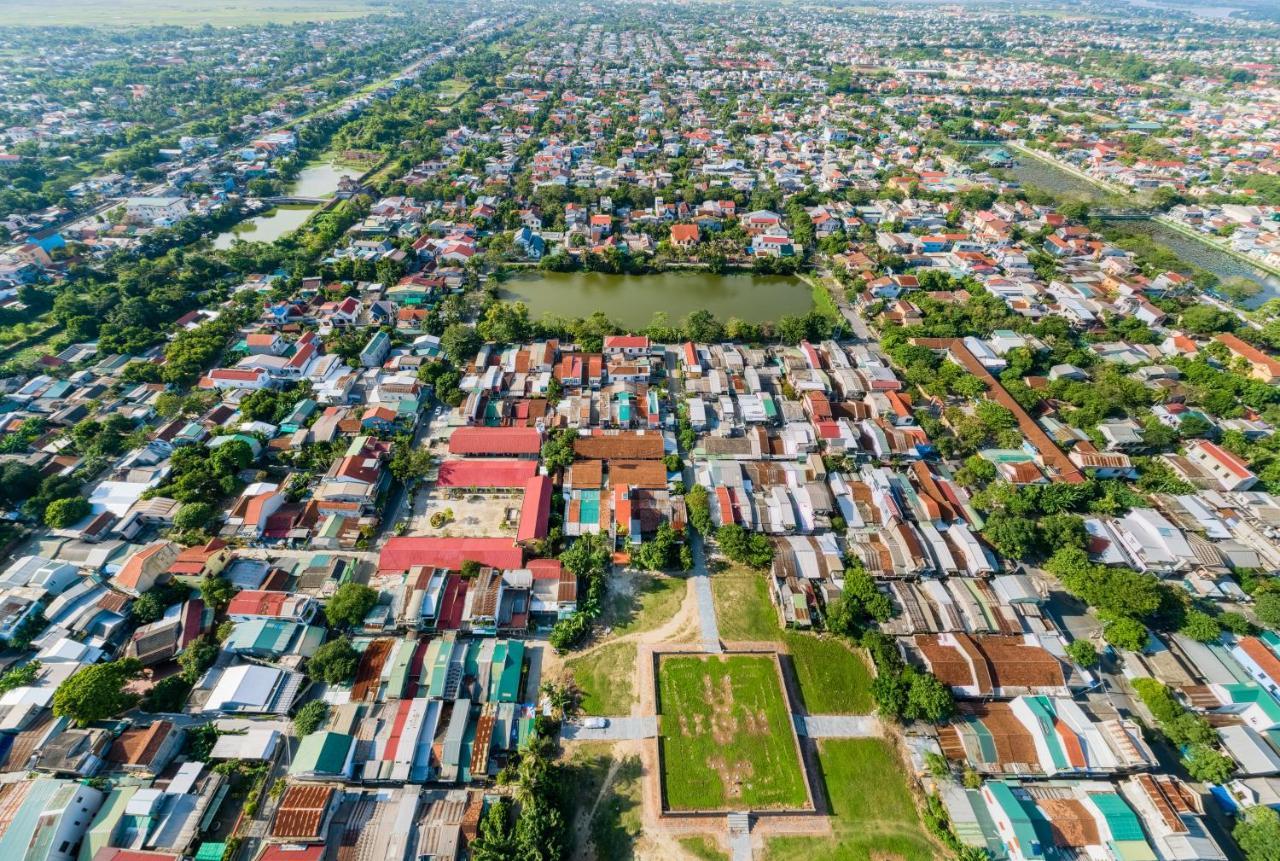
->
left=53, top=659, right=143, bottom=725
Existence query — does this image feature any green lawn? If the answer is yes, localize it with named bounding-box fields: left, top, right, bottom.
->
left=766, top=740, right=935, bottom=861
left=565, top=641, right=636, bottom=715
left=658, top=654, right=807, bottom=811
left=564, top=743, right=616, bottom=858
left=678, top=836, right=729, bottom=861
left=606, top=573, right=686, bottom=637
left=589, top=754, right=644, bottom=860
left=711, top=568, right=780, bottom=642
left=783, top=633, right=874, bottom=714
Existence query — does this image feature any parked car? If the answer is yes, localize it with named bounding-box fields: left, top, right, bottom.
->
left=581, top=717, right=609, bottom=729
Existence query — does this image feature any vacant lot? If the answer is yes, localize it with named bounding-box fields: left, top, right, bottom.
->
left=604, top=573, right=686, bottom=637
left=1, top=0, right=378, bottom=25
left=658, top=654, right=807, bottom=811
left=783, top=633, right=874, bottom=714
left=566, top=641, right=637, bottom=716
left=710, top=567, right=780, bottom=642
left=766, top=739, right=935, bottom=861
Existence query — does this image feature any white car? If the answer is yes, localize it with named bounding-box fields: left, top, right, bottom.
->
left=581, top=717, right=609, bottom=729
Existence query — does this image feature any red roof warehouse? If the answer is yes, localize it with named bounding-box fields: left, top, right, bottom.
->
left=517, top=475, right=552, bottom=543
left=447, top=427, right=542, bottom=457
left=378, top=537, right=524, bottom=573
left=436, top=459, right=539, bottom=488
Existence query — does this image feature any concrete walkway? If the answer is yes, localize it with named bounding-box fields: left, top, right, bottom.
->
left=561, top=716, right=658, bottom=741
left=689, top=534, right=722, bottom=652
left=796, top=714, right=882, bottom=738
left=727, top=813, right=752, bottom=861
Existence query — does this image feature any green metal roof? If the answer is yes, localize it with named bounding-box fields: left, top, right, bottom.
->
left=1023, top=697, right=1068, bottom=771
left=194, top=843, right=227, bottom=861
left=497, top=640, right=524, bottom=702
left=290, top=731, right=353, bottom=776
left=1090, top=792, right=1146, bottom=842
left=986, top=783, right=1044, bottom=860
left=80, top=786, right=137, bottom=861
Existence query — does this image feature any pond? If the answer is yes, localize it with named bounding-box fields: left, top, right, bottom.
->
left=497, top=270, right=813, bottom=329
left=212, top=204, right=317, bottom=250
left=211, top=157, right=359, bottom=248
left=291, top=160, right=354, bottom=199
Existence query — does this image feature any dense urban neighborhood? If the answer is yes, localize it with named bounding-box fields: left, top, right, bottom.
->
left=11, top=1, right=1280, bottom=860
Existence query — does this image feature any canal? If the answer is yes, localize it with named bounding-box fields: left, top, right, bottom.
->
left=497, top=270, right=813, bottom=329
left=999, top=148, right=1280, bottom=308
left=212, top=159, right=356, bottom=249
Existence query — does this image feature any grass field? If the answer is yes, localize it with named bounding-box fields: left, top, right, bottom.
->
left=565, top=640, right=637, bottom=716
left=589, top=754, right=644, bottom=860
left=783, top=632, right=874, bottom=714
left=766, top=739, right=935, bottom=861
left=2, top=0, right=379, bottom=26
left=711, top=567, right=780, bottom=642
left=678, top=836, right=729, bottom=861
left=658, top=654, right=807, bottom=811
left=605, top=573, right=686, bottom=637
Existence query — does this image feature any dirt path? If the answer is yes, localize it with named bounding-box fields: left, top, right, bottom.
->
left=544, top=575, right=701, bottom=693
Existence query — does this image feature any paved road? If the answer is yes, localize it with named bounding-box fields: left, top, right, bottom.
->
left=796, top=714, right=882, bottom=738
left=561, top=716, right=658, bottom=741
left=688, top=533, right=722, bottom=652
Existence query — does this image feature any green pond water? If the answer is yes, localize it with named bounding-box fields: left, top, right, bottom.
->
left=497, top=270, right=813, bottom=328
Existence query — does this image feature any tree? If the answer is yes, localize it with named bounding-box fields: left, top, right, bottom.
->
left=1101, top=613, right=1150, bottom=652
left=1179, top=609, right=1221, bottom=643
left=293, top=700, right=330, bottom=736
left=0, top=660, right=40, bottom=693
left=53, top=659, right=142, bottom=725
left=843, top=567, right=893, bottom=622
left=143, top=676, right=192, bottom=713
left=174, top=501, right=217, bottom=532
left=716, top=524, right=774, bottom=569
left=685, top=484, right=713, bottom=534
left=1038, top=513, right=1087, bottom=553
left=1066, top=640, right=1098, bottom=667
left=905, top=670, right=955, bottom=722
left=1235, top=804, right=1280, bottom=861
left=324, top=582, right=378, bottom=628
left=179, top=637, right=219, bottom=682
left=308, top=636, right=359, bottom=685
left=982, top=511, right=1040, bottom=560
left=200, top=575, right=236, bottom=612
left=388, top=439, right=434, bottom=483
left=1256, top=591, right=1280, bottom=628
left=44, top=496, right=89, bottom=528
left=634, top=522, right=685, bottom=571
left=1180, top=304, right=1236, bottom=335
left=440, top=323, right=481, bottom=364
left=1182, top=743, right=1235, bottom=784
left=132, top=592, right=165, bottom=625
left=540, top=429, right=577, bottom=472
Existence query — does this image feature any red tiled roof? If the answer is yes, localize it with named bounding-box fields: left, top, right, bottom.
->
left=448, top=427, right=542, bottom=456
left=436, top=459, right=538, bottom=488
left=378, top=537, right=523, bottom=573
left=227, top=590, right=288, bottom=617
left=517, top=475, right=552, bottom=543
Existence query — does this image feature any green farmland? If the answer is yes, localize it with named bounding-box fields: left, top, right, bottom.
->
left=658, top=654, right=808, bottom=811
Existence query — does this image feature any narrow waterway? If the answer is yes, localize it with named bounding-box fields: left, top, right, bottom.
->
left=997, top=148, right=1280, bottom=308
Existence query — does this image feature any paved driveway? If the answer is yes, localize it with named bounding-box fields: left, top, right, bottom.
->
left=796, top=714, right=882, bottom=738
left=561, top=716, right=658, bottom=741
